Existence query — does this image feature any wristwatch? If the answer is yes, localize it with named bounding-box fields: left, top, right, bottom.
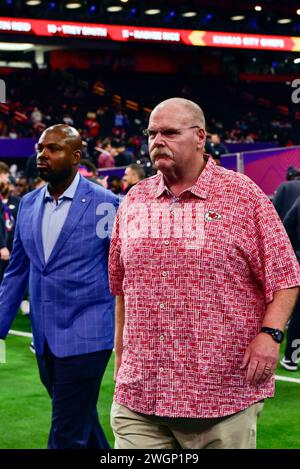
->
left=260, top=327, right=284, bottom=343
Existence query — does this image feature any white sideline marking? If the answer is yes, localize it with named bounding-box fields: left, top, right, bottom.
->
left=8, top=329, right=33, bottom=339
left=275, top=374, right=300, bottom=384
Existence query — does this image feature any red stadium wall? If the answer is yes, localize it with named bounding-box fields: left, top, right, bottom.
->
left=239, top=73, right=298, bottom=82
left=134, top=51, right=177, bottom=73
left=50, top=50, right=93, bottom=69
left=134, top=49, right=221, bottom=74
left=48, top=47, right=221, bottom=74
left=49, top=48, right=181, bottom=72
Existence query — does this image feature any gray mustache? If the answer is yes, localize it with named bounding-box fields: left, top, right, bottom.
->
left=151, top=149, right=174, bottom=159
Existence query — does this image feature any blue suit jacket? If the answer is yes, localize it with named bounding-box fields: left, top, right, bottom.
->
left=0, top=175, right=119, bottom=357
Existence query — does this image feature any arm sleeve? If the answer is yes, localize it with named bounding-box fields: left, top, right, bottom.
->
left=245, top=185, right=300, bottom=304
left=0, top=199, right=30, bottom=338
left=109, top=200, right=125, bottom=296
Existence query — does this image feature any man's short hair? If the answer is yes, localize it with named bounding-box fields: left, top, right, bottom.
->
left=128, top=164, right=145, bottom=181
left=102, top=138, right=112, bottom=149
left=79, top=159, right=97, bottom=175
left=153, top=98, right=206, bottom=130
left=286, top=166, right=300, bottom=181
left=0, top=161, right=9, bottom=174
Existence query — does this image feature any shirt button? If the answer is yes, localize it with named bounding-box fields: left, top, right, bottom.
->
left=159, top=367, right=164, bottom=372
left=159, top=303, right=165, bottom=309
left=162, top=271, right=167, bottom=277
left=159, top=335, right=165, bottom=341
left=163, top=240, right=170, bottom=246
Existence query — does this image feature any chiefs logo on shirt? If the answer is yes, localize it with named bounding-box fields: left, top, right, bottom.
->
left=205, top=210, right=222, bottom=221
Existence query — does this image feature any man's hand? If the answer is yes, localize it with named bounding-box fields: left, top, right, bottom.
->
left=0, top=247, right=10, bottom=261
left=240, top=333, right=280, bottom=385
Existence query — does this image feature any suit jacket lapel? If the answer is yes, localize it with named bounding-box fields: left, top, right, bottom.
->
left=44, top=177, right=92, bottom=268
left=32, top=186, right=46, bottom=266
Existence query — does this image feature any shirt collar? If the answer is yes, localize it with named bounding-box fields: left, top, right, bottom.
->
left=154, top=154, right=216, bottom=200
left=44, top=171, right=80, bottom=202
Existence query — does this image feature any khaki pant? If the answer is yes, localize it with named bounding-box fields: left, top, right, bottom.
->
left=111, top=400, right=264, bottom=449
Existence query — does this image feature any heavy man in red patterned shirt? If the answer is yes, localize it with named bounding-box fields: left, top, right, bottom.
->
left=109, top=98, right=300, bottom=449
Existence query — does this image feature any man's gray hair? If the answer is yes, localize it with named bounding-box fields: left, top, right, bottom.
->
left=153, top=97, right=206, bottom=130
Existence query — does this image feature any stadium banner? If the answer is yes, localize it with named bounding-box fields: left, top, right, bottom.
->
left=0, top=138, right=36, bottom=158
left=1, top=17, right=300, bottom=51
left=226, top=142, right=279, bottom=152
left=243, top=146, right=300, bottom=196
left=222, top=146, right=300, bottom=196
left=0, top=138, right=279, bottom=160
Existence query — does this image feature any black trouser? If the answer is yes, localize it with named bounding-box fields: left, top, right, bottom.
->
left=284, top=295, right=300, bottom=362
left=36, top=342, right=112, bottom=449
left=0, top=259, right=8, bottom=283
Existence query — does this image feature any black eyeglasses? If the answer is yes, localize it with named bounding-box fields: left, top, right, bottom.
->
left=142, top=126, right=201, bottom=140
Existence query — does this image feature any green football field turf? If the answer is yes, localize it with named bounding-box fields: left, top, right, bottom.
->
left=0, top=313, right=299, bottom=449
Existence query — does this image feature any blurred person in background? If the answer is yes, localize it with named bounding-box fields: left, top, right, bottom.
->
left=25, top=145, right=39, bottom=186
left=0, top=162, right=20, bottom=281
left=13, top=175, right=29, bottom=198
left=210, top=133, right=228, bottom=158
left=79, top=159, right=109, bottom=189
left=273, top=167, right=300, bottom=220
left=280, top=199, right=300, bottom=371
left=30, top=106, right=43, bottom=125
left=32, top=177, right=46, bottom=190
left=96, top=138, right=118, bottom=169
left=122, top=163, right=145, bottom=194
left=113, top=142, right=134, bottom=167
left=205, top=134, right=219, bottom=165
left=109, top=176, right=123, bottom=195
left=286, top=166, right=300, bottom=182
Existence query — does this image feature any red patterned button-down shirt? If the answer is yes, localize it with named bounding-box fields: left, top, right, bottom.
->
left=109, top=156, right=300, bottom=418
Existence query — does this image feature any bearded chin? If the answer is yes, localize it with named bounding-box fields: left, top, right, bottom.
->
left=39, top=167, right=73, bottom=183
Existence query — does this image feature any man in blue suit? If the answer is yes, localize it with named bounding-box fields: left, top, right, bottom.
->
left=0, top=124, right=119, bottom=448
